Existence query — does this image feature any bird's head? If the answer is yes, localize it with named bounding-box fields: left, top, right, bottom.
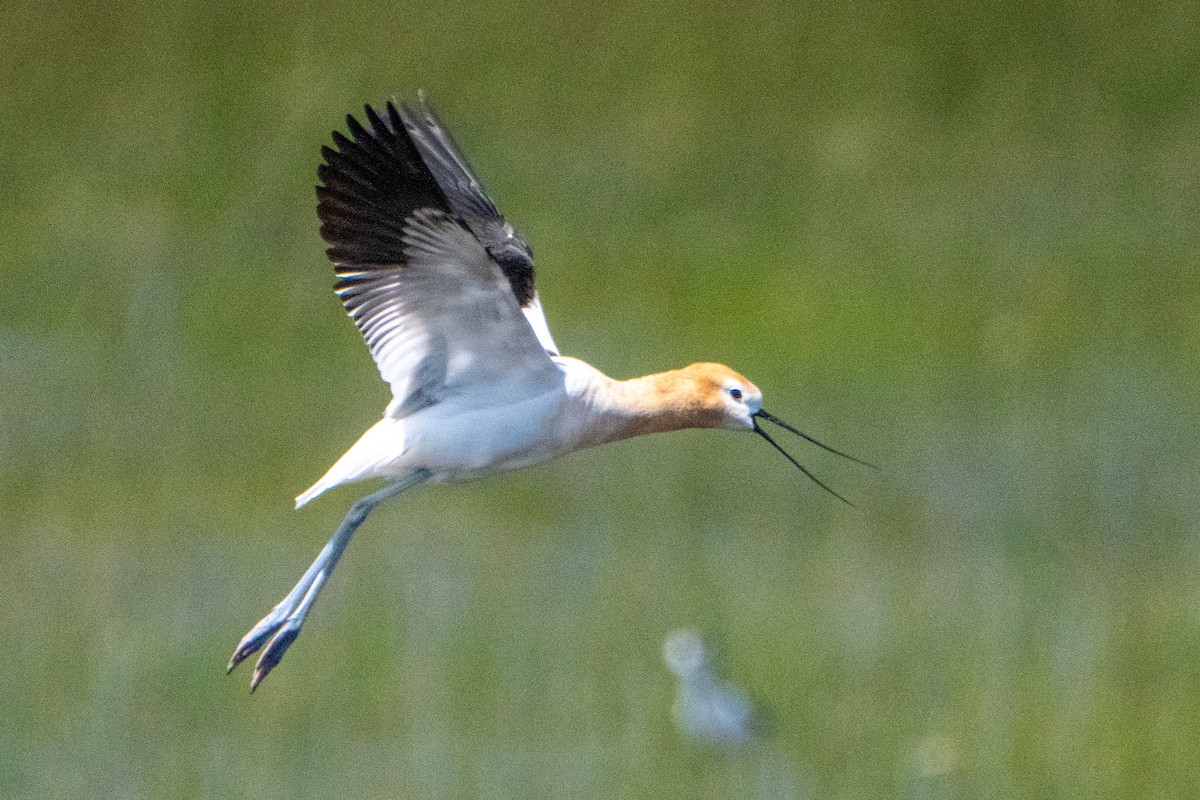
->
left=675, top=362, right=877, bottom=504
left=675, top=362, right=763, bottom=431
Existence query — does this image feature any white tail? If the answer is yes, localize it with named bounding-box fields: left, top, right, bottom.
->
left=295, top=477, right=336, bottom=509
left=295, top=418, right=408, bottom=509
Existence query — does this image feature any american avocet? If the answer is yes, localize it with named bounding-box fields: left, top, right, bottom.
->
left=228, top=92, right=874, bottom=691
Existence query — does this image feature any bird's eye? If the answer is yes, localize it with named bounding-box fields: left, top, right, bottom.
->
left=729, top=388, right=743, bottom=400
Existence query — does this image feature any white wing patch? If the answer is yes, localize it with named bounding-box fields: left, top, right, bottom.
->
left=522, top=294, right=559, bottom=356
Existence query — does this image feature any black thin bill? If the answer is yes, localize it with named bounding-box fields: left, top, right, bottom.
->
left=752, top=410, right=877, bottom=506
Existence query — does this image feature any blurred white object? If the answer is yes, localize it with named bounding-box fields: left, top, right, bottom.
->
left=663, top=629, right=756, bottom=747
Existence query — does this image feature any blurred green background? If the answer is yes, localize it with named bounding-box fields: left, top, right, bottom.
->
left=2, top=0, right=1199, bottom=797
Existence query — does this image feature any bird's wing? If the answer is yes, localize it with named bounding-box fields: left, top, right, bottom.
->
left=397, top=93, right=559, bottom=356
left=317, top=100, right=561, bottom=418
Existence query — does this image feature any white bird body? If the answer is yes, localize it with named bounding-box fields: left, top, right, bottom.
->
left=228, top=92, right=872, bottom=691
left=297, top=355, right=756, bottom=504
left=297, top=359, right=579, bottom=501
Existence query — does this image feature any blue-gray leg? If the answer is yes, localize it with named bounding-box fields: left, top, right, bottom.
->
left=228, top=469, right=431, bottom=691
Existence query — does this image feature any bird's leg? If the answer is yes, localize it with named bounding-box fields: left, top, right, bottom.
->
left=227, top=468, right=430, bottom=691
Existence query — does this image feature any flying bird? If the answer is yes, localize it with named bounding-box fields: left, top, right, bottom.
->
left=228, top=92, right=874, bottom=690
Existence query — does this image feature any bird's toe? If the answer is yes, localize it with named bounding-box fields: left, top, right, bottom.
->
left=228, top=607, right=292, bottom=673
left=249, top=622, right=302, bottom=691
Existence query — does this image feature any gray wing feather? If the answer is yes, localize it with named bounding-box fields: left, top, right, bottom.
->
left=398, top=94, right=538, bottom=309
left=335, top=210, right=559, bottom=417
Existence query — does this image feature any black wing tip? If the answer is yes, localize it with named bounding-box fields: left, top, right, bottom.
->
left=385, top=99, right=405, bottom=132
left=314, top=91, right=540, bottom=310
left=363, top=102, right=397, bottom=140
left=316, top=94, right=453, bottom=265
left=345, top=112, right=369, bottom=141
left=319, top=96, right=422, bottom=183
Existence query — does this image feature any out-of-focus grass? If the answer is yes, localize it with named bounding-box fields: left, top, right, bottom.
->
left=2, top=0, right=1199, bottom=797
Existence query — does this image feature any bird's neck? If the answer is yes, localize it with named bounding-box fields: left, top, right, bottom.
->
left=571, top=364, right=722, bottom=447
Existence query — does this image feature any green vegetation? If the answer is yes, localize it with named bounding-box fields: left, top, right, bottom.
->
left=2, top=1, right=1198, bottom=796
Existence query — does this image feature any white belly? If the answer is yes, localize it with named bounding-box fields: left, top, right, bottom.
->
left=295, top=358, right=612, bottom=506
left=403, top=388, right=580, bottom=480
